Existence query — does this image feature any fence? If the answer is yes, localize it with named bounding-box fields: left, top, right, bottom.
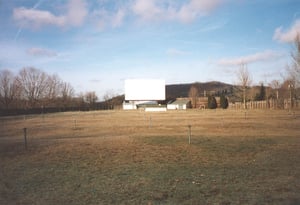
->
left=229, top=99, right=300, bottom=110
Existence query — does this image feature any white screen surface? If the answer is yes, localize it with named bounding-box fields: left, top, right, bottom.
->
left=125, top=79, right=165, bottom=100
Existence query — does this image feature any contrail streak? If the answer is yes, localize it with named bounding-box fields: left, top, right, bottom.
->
left=14, top=0, right=44, bottom=42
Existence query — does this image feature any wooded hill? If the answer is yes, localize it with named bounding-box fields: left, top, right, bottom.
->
left=166, top=81, right=234, bottom=100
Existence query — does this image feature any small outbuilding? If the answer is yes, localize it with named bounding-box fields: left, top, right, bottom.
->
left=167, top=98, right=191, bottom=110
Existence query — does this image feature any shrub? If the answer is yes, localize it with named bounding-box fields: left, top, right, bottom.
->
left=220, top=94, right=229, bottom=109
left=208, top=95, right=217, bottom=109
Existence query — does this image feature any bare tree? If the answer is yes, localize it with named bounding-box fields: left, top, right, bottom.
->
left=270, top=80, right=281, bottom=98
left=286, top=34, right=300, bottom=103
left=0, top=67, right=77, bottom=112
left=16, top=67, right=49, bottom=108
left=103, top=89, right=117, bottom=101
left=85, top=91, right=98, bottom=109
left=289, top=34, right=300, bottom=86
left=103, top=90, right=117, bottom=109
left=237, top=63, right=252, bottom=109
left=188, top=84, right=199, bottom=108
left=60, top=82, right=74, bottom=108
left=61, top=82, right=74, bottom=98
left=269, top=79, right=282, bottom=108
left=0, top=69, right=19, bottom=109
left=46, top=74, right=62, bottom=102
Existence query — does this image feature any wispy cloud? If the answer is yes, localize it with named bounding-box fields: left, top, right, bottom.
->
left=65, top=0, right=88, bottom=27
left=13, top=8, right=65, bottom=28
left=91, top=0, right=222, bottom=31
left=27, top=47, right=57, bottom=57
left=111, top=9, right=126, bottom=28
left=273, top=19, right=300, bottom=43
left=166, top=48, right=189, bottom=56
left=131, top=0, right=221, bottom=23
left=217, top=50, right=283, bottom=66
left=12, top=0, right=222, bottom=31
left=14, top=0, right=44, bottom=41
left=131, top=0, right=165, bottom=22
left=13, top=0, right=87, bottom=28
left=92, top=8, right=126, bottom=30
left=177, top=0, right=221, bottom=23
left=90, top=79, right=102, bottom=83
left=198, top=20, right=227, bottom=33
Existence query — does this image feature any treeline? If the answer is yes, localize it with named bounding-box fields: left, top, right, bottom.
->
left=188, top=35, right=300, bottom=110
left=0, top=67, right=102, bottom=116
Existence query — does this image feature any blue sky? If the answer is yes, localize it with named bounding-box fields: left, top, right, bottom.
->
left=1, top=0, right=300, bottom=99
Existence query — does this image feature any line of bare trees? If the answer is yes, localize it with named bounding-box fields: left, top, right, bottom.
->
left=0, top=67, right=76, bottom=111
left=235, top=67, right=299, bottom=109
left=235, top=35, right=300, bottom=109
left=187, top=35, right=300, bottom=110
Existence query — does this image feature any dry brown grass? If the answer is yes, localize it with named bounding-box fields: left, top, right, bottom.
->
left=0, top=109, right=300, bottom=205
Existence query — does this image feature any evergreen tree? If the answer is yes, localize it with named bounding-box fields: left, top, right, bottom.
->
left=208, top=95, right=217, bottom=109
left=220, top=94, right=229, bottom=109
left=255, top=83, right=266, bottom=101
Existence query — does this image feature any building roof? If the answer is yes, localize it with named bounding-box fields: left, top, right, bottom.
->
left=169, top=99, right=191, bottom=105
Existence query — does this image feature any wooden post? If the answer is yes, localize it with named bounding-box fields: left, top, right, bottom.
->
left=74, top=119, right=77, bottom=129
left=149, top=116, right=152, bottom=128
left=23, top=128, right=27, bottom=150
left=188, top=125, right=191, bottom=145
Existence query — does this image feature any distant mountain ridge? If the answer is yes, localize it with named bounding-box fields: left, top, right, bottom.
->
left=166, top=81, right=234, bottom=100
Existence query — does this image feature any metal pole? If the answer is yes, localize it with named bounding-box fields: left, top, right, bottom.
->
left=23, top=128, right=27, bottom=150
left=188, top=125, right=191, bottom=145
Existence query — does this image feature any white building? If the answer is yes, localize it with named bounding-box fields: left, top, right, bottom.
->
left=167, top=98, right=191, bottom=110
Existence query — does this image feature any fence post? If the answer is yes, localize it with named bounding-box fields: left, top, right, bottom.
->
left=74, top=119, right=77, bottom=129
left=23, top=128, right=27, bottom=150
left=188, top=125, right=191, bottom=145
left=149, top=116, right=152, bottom=128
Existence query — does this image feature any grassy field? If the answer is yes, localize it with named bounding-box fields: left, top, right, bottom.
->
left=0, top=109, right=300, bottom=205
